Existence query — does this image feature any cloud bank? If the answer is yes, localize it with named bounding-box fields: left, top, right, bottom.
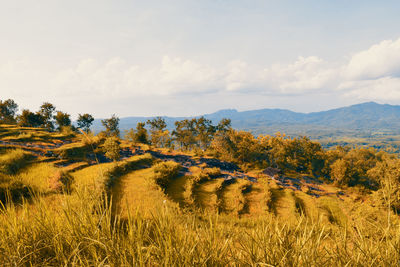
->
left=1, top=37, right=400, bottom=115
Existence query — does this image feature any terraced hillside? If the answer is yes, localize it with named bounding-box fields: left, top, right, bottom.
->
left=1, top=125, right=399, bottom=265
left=0, top=124, right=385, bottom=221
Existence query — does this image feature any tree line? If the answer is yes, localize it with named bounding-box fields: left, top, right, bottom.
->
left=0, top=99, right=94, bottom=133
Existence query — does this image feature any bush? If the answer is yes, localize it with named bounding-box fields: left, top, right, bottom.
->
left=203, top=167, right=221, bottom=178
left=0, top=181, right=32, bottom=205
left=55, top=143, right=90, bottom=161
left=0, top=149, right=34, bottom=175
left=191, top=167, right=221, bottom=184
left=152, top=161, right=181, bottom=189
left=103, top=136, right=121, bottom=162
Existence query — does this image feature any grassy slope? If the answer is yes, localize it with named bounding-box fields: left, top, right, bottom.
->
left=112, top=167, right=177, bottom=218
left=1, top=125, right=400, bottom=265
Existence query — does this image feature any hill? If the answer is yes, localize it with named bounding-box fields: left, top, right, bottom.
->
left=92, top=102, right=400, bottom=153
left=93, top=101, right=400, bottom=136
left=1, top=124, right=400, bottom=265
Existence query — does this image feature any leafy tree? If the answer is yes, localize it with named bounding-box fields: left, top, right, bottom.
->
left=330, top=159, right=349, bottom=185
left=134, top=122, right=149, bottom=144
left=103, top=136, right=121, bottom=161
left=54, top=111, right=71, bottom=130
left=38, top=102, right=56, bottom=130
left=77, top=113, right=94, bottom=133
left=211, top=129, right=262, bottom=165
left=17, top=109, right=44, bottom=127
left=368, top=155, right=400, bottom=218
left=124, top=122, right=149, bottom=145
left=147, top=117, right=169, bottom=147
left=216, top=118, right=232, bottom=133
left=172, top=119, right=196, bottom=150
left=0, top=99, right=18, bottom=124
left=124, top=128, right=135, bottom=143
left=102, top=114, right=120, bottom=137
left=329, top=148, right=380, bottom=187
left=194, top=117, right=216, bottom=150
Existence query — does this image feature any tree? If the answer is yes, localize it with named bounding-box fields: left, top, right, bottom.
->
left=17, top=109, right=44, bottom=127
left=54, top=111, right=71, bottom=130
left=103, top=136, right=121, bottom=162
left=216, top=118, right=232, bottom=133
left=134, top=122, right=149, bottom=144
left=368, top=156, right=400, bottom=224
left=101, top=114, right=120, bottom=137
left=330, top=159, right=348, bottom=185
left=194, top=117, right=216, bottom=150
left=38, top=102, right=56, bottom=130
left=172, top=119, right=196, bottom=150
left=146, top=117, right=169, bottom=147
left=0, top=99, right=18, bottom=124
left=211, top=129, right=261, bottom=164
left=77, top=113, right=94, bottom=133
left=124, top=128, right=135, bottom=143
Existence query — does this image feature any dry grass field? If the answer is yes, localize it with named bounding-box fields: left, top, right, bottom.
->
left=1, top=124, right=400, bottom=266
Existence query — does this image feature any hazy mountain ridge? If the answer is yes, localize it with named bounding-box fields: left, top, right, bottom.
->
left=92, top=102, right=400, bottom=136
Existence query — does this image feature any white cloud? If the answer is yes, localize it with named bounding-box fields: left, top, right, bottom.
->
left=264, top=56, right=338, bottom=94
left=13, top=55, right=335, bottom=101
left=50, top=56, right=223, bottom=97
left=346, top=38, right=400, bottom=80
left=222, top=56, right=338, bottom=94
left=2, top=36, right=400, bottom=116
left=339, top=77, right=400, bottom=100
left=337, top=37, right=400, bottom=102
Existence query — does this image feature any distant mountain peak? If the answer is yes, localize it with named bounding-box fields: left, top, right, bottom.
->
left=355, top=101, right=379, bottom=106
left=208, top=109, right=238, bottom=116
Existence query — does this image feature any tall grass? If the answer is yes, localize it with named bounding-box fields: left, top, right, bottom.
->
left=151, top=161, right=181, bottom=190
left=2, top=132, right=400, bottom=265
left=103, top=154, right=153, bottom=190
left=0, top=149, right=34, bottom=175
left=1, top=189, right=400, bottom=266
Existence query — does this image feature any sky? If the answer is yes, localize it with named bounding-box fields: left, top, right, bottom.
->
left=1, top=0, right=400, bottom=119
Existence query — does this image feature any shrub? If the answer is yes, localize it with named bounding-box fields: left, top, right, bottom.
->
left=0, top=149, right=34, bottom=175
left=152, top=161, right=181, bottom=190
left=0, top=181, right=32, bottom=205
left=103, top=136, right=121, bottom=162
left=55, top=143, right=90, bottom=161
left=203, top=167, right=221, bottom=178
left=191, top=167, right=221, bottom=184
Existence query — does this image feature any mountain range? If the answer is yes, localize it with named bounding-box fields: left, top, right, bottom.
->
left=92, top=102, right=400, bottom=139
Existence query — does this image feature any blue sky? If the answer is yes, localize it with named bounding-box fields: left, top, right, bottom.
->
left=1, top=1, right=400, bottom=118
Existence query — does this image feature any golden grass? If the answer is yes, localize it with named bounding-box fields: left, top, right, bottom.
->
left=1, top=186, right=400, bottom=266
left=194, top=178, right=224, bottom=212
left=16, top=162, right=58, bottom=193
left=165, top=175, right=191, bottom=206
left=219, top=179, right=251, bottom=215
left=0, top=124, right=75, bottom=144
left=111, top=167, right=177, bottom=218
left=70, top=162, right=115, bottom=192
left=244, top=179, right=270, bottom=217
left=2, top=128, right=400, bottom=265
left=0, top=149, right=34, bottom=175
